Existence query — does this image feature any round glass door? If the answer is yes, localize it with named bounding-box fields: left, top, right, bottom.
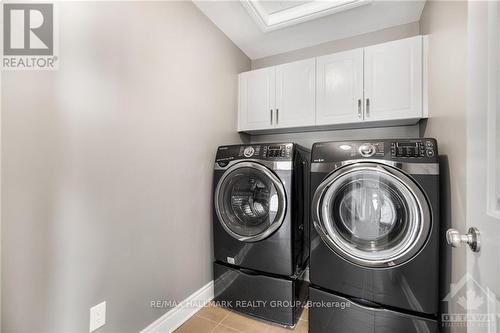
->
left=215, top=162, right=287, bottom=242
left=312, top=162, right=431, bottom=268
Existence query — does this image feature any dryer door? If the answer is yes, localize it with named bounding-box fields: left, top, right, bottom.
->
left=312, top=162, right=431, bottom=268
left=215, top=161, right=287, bottom=242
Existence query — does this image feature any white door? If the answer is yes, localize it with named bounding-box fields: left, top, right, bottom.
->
left=466, top=2, right=500, bottom=330
left=364, top=36, right=422, bottom=121
left=446, top=2, right=500, bottom=331
left=238, top=67, right=275, bottom=131
left=275, top=58, right=315, bottom=128
left=316, top=49, right=364, bottom=125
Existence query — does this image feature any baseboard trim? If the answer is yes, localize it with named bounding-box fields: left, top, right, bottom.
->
left=141, top=280, right=214, bottom=333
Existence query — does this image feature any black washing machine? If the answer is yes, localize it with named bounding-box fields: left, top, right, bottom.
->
left=309, top=139, right=440, bottom=333
left=212, top=143, right=309, bottom=327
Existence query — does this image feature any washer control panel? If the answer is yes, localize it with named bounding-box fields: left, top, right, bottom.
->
left=238, top=144, right=292, bottom=159
left=262, top=144, right=292, bottom=159
left=243, top=146, right=255, bottom=157
left=215, top=143, right=294, bottom=166
left=239, top=145, right=260, bottom=158
left=237, top=144, right=292, bottom=159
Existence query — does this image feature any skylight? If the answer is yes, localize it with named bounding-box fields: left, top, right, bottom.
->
left=241, top=0, right=370, bottom=32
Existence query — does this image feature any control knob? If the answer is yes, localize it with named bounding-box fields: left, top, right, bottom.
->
left=359, top=144, right=376, bottom=157
left=243, top=147, right=255, bottom=158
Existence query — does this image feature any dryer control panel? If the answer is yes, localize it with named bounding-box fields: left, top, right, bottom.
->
left=312, top=139, right=438, bottom=163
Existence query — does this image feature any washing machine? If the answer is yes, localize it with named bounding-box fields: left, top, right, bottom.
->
left=212, top=143, right=309, bottom=326
left=308, top=139, right=440, bottom=333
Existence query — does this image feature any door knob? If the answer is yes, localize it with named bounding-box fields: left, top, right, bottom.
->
left=446, top=227, right=481, bottom=252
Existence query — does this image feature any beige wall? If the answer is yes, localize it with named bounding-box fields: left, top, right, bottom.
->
left=251, top=22, right=420, bottom=69
left=419, top=1, right=467, bottom=332
left=1, top=2, right=249, bottom=332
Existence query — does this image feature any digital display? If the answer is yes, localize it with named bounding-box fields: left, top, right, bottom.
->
left=396, top=142, right=418, bottom=148
left=268, top=145, right=282, bottom=150
left=392, top=141, right=426, bottom=157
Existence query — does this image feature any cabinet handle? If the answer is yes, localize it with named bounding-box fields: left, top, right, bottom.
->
left=270, top=109, right=273, bottom=125
left=366, top=98, right=370, bottom=117
left=276, top=109, right=279, bottom=124
left=357, top=99, right=362, bottom=119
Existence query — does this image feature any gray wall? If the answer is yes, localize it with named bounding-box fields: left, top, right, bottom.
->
left=419, top=1, right=468, bottom=332
left=1, top=2, right=250, bottom=332
left=251, top=22, right=420, bottom=69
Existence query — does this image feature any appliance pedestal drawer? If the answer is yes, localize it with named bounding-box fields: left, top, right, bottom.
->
left=309, top=286, right=438, bottom=333
left=213, top=262, right=307, bottom=327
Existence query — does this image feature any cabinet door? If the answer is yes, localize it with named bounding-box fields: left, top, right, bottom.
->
left=238, top=67, right=275, bottom=131
left=316, top=49, right=364, bottom=125
left=364, top=36, right=422, bottom=121
left=275, top=59, right=315, bottom=128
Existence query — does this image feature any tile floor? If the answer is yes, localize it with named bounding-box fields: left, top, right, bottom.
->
left=175, top=305, right=308, bottom=333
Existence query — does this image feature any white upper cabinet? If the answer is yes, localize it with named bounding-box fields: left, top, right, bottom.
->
left=238, top=67, right=275, bottom=131
left=237, top=36, right=426, bottom=133
left=364, top=36, right=423, bottom=121
left=316, top=49, right=364, bottom=125
left=275, top=59, right=316, bottom=129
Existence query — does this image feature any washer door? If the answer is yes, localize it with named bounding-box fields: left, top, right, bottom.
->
left=215, top=162, right=287, bottom=242
left=312, top=162, right=431, bottom=268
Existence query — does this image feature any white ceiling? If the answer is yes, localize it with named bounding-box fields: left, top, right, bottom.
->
left=193, top=0, right=426, bottom=60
